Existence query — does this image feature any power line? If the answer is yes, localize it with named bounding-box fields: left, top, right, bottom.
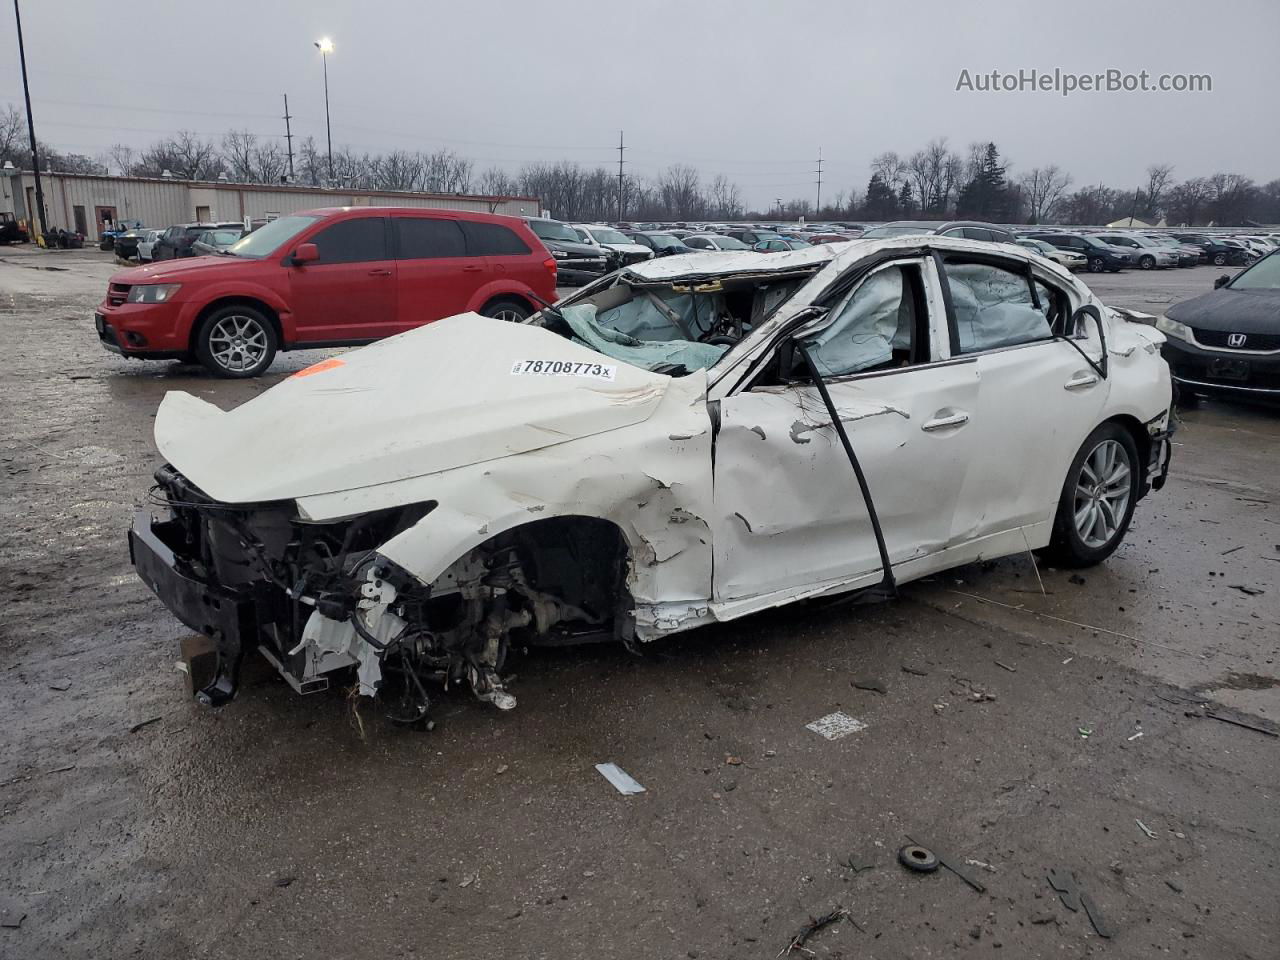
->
left=282, top=94, right=295, bottom=181
left=814, top=147, right=823, bottom=214
left=616, top=130, right=625, bottom=221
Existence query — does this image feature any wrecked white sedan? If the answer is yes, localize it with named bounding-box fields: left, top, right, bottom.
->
left=130, top=236, right=1173, bottom=720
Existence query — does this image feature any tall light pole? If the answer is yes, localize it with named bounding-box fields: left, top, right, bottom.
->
left=12, top=0, right=48, bottom=238
left=314, top=37, right=334, bottom=181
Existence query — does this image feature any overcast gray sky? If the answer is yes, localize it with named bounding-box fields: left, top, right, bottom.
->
left=5, top=0, right=1277, bottom=207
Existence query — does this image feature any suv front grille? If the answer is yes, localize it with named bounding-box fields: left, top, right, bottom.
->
left=108, top=282, right=130, bottom=306
left=1194, top=328, right=1280, bottom=352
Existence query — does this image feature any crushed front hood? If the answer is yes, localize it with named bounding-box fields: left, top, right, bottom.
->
left=155, top=314, right=672, bottom=504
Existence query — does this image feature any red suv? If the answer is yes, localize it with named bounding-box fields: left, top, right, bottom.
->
left=95, top=207, right=557, bottom=377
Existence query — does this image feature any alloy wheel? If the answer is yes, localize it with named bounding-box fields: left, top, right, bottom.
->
left=208, top=314, right=269, bottom=373
left=490, top=308, right=526, bottom=323
left=1073, top=439, right=1132, bottom=549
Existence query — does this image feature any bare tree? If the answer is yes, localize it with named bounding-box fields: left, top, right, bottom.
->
left=1143, top=163, right=1174, bottom=219
left=870, top=151, right=907, bottom=192
left=708, top=173, right=744, bottom=219
left=477, top=166, right=519, bottom=196
left=1166, top=177, right=1211, bottom=226
left=252, top=141, right=288, bottom=184
left=907, top=140, right=953, bottom=215
left=1018, top=165, right=1072, bottom=223
left=222, top=130, right=257, bottom=182
left=0, top=104, right=23, bottom=163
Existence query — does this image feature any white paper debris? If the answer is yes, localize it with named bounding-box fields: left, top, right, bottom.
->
left=805, top=712, right=868, bottom=741
left=595, top=762, right=645, bottom=795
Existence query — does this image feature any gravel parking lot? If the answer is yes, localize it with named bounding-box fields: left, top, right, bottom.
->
left=1, top=247, right=1277, bottom=959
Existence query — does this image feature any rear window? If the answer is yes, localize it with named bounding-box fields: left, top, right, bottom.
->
left=396, top=217, right=466, bottom=259
left=529, top=219, right=580, bottom=243
left=462, top=221, right=531, bottom=256
left=309, top=217, right=387, bottom=264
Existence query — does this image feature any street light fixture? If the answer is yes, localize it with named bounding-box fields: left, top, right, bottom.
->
left=313, top=37, right=334, bottom=181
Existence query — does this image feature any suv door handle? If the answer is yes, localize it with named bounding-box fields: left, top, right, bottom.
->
left=1065, top=372, right=1099, bottom=390
left=367, top=268, right=392, bottom=276
left=462, top=264, right=484, bottom=273
left=921, top=411, right=969, bottom=432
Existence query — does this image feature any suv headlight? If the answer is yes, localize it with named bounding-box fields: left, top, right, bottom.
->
left=127, top=283, right=182, bottom=304
left=1155, top=316, right=1191, bottom=341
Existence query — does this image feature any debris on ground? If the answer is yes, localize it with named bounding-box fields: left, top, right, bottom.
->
left=851, top=676, right=887, bottom=694
left=48, top=678, right=72, bottom=691
left=777, top=906, right=850, bottom=957
left=904, top=836, right=985, bottom=892
left=901, top=663, right=929, bottom=676
left=595, top=762, right=646, bottom=795
left=1228, top=584, right=1264, bottom=596
left=994, top=660, right=1017, bottom=673
left=898, top=844, right=939, bottom=873
left=128, top=716, right=162, bottom=734
left=805, top=712, right=868, bottom=740
left=1202, top=711, right=1279, bottom=738
left=1046, top=867, right=1112, bottom=936
left=1128, top=730, right=1145, bottom=741
left=952, top=678, right=997, bottom=703
left=0, top=906, right=26, bottom=929
left=964, top=858, right=997, bottom=873
left=1069, top=574, right=1087, bottom=585
left=1078, top=726, right=1094, bottom=739
left=840, top=853, right=877, bottom=874
left=1136, top=819, right=1158, bottom=839
left=273, top=876, right=296, bottom=888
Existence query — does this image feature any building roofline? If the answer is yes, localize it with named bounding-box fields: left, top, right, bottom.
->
left=11, top=169, right=538, bottom=206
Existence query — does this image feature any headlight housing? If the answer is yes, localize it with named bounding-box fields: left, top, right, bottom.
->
left=1155, top=315, right=1191, bottom=342
left=127, top=283, right=182, bottom=304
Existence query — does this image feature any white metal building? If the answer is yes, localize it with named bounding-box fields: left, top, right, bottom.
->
left=0, top=170, right=540, bottom=241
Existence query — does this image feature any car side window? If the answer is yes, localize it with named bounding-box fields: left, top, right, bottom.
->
left=309, top=217, right=387, bottom=264
left=461, top=221, right=531, bottom=256
left=944, top=261, right=1054, bottom=354
left=395, top=218, right=466, bottom=259
left=962, top=227, right=995, bottom=241
left=801, top=263, right=925, bottom=377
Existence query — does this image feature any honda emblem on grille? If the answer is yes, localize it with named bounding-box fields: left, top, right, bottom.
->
left=1227, top=333, right=1247, bottom=348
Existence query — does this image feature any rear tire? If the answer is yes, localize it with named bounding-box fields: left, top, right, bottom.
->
left=194, top=305, right=278, bottom=378
left=1088, top=257, right=1105, bottom=273
left=480, top=298, right=531, bottom=323
left=1212, top=253, right=1226, bottom=266
left=1139, top=255, right=1155, bottom=270
left=1043, top=423, right=1140, bottom=568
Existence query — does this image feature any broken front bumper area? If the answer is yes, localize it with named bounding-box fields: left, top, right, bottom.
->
left=129, top=510, right=261, bottom=705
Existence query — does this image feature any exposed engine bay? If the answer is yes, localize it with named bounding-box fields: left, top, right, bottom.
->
left=135, top=465, right=629, bottom=723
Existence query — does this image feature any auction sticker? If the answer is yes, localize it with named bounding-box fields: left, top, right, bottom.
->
left=510, top=359, right=617, bottom=381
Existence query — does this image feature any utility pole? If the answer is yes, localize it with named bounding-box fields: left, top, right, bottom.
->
left=12, top=0, right=47, bottom=238
left=282, top=94, right=295, bottom=181
left=814, top=147, right=824, bottom=216
left=616, top=130, right=625, bottom=222
left=314, top=38, right=335, bottom=181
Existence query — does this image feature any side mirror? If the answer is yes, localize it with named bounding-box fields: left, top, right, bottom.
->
left=291, top=242, right=319, bottom=265
left=1214, top=274, right=1230, bottom=289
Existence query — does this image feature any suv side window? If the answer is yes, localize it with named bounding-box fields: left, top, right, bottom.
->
left=461, top=221, right=531, bottom=256
left=396, top=217, right=466, bottom=259
left=943, top=260, right=1054, bottom=354
left=309, top=217, right=388, bottom=264
left=961, top=227, right=994, bottom=241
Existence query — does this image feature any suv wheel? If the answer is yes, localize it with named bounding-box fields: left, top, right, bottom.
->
left=1088, top=257, right=1105, bottom=273
left=194, top=305, right=278, bottom=378
left=1139, top=255, right=1155, bottom=270
left=480, top=298, right=531, bottom=323
left=1043, top=423, right=1139, bottom=568
left=1212, top=252, right=1226, bottom=266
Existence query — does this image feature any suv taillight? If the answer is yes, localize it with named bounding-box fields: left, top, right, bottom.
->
left=543, top=256, right=557, bottom=276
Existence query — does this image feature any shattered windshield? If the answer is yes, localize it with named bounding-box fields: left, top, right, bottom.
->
left=532, top=271, right=817, bottom=376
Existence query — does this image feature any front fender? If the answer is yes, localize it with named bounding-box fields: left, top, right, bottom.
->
left=185, top=281, right=293, bottom=340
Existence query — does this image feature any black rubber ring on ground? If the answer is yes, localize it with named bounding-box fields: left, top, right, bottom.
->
left=898, top=844, right=940, bottom=873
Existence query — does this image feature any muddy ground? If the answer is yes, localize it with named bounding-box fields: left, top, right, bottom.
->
left=1, top=248, right=1277, bottom=959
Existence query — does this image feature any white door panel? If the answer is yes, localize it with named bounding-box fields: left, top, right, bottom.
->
left=959, top=341, right=1110, bottom=535
left=712, top=360, right=979, bottom=604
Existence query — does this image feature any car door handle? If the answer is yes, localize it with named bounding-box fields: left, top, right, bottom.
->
left=1065, top=372, right=1099, bottom=390
left=367, top=268, right=392, bottom=277
left=921, top=411, right=969, bottom=432
left=462, top=264, right=484, bottom=273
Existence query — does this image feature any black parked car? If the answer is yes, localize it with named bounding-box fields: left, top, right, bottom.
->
left=0, top=215, right=29, bottom=244
left=152, top=222, right=246, bottom=261
left=723, top=227, right=786, bottom=246
left=112, top=227, right=151, bottom=260
left=1157, top=252, right=1280, bottom=403
left=524, top=217, right=610, bottom=286
left=622, top=230, right=695, bottom=257
left=1026, top=232, right=1132, bottom=273
left=1170, top=234, right=1249, bottom=267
